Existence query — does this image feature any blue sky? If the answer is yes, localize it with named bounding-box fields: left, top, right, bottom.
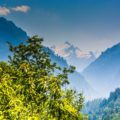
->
left=1, top=0, right=120, bottom=52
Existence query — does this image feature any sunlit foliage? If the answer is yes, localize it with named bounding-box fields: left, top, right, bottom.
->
left=0, top=36, right=87, bottom=119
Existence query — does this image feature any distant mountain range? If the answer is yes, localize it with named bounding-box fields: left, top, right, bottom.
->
left=83, top=43, right=120, bottom=98
left=51, top=41, right=96, bottom=72
left=1, top=17, right=120, bottom=100
left=0, top=17, right=94, bottom=100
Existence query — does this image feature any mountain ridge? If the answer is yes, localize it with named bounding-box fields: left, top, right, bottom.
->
left=0, top=17, right=28, bottom=60
left=83, top=42, right=120, bottom=98
left=0, top=17, right=94, bottom=100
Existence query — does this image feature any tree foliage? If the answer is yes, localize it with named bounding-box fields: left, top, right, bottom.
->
left=0, top=36, right=87, bottom=120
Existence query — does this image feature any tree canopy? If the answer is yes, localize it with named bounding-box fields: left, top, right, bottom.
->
left=0, top=36, right=87, bottom=120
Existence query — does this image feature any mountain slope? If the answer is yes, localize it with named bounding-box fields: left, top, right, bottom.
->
left=0, top=17, right=28, bottom=60
left=83, top=88, right=120, bottom=120
left=83, top=43, right=120, bottom=98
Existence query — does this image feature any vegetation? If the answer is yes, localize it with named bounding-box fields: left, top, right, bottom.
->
left=83, top=88, right=120, bottom=120
left=83, top=99, right=102, bottom=119
left=0, top=36, right=87, bottom=120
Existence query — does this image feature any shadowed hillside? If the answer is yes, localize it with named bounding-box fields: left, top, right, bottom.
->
left=0, top=17, right=28, bottom=60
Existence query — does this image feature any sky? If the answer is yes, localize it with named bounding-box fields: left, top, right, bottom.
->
left=0, top=0, right=120, bottom=53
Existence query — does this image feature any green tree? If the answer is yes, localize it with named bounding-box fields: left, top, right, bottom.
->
left=0, top=36, right=86, bottom=120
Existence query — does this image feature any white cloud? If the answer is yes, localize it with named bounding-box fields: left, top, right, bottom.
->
left=0, top=5, right=30, bottom=16
left=0, top=7, right=10, bottom=15
left=12, top=5, right=30, bottom=13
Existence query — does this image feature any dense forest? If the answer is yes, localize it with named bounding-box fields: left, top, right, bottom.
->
left=0, top=36, right=87, bottom=119
left=83, top=88, right=120, bottom=120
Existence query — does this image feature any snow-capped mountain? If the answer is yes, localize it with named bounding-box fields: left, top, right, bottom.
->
left=51, top=41, right=96, bottom=72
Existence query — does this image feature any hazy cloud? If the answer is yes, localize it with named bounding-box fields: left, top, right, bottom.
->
left=0, top=7, right=10, bottom=15
left=12, top=5, right=30, bottom=13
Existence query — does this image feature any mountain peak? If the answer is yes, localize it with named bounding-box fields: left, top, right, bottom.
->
left=65, top=41, right=71, bottom=46
left=51, top=42, right=96, bottom=72
left=0, top=17, right=28, bottom=43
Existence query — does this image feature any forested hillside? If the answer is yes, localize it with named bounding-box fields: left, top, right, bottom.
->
left=83, top=88, right=120, bottom=120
